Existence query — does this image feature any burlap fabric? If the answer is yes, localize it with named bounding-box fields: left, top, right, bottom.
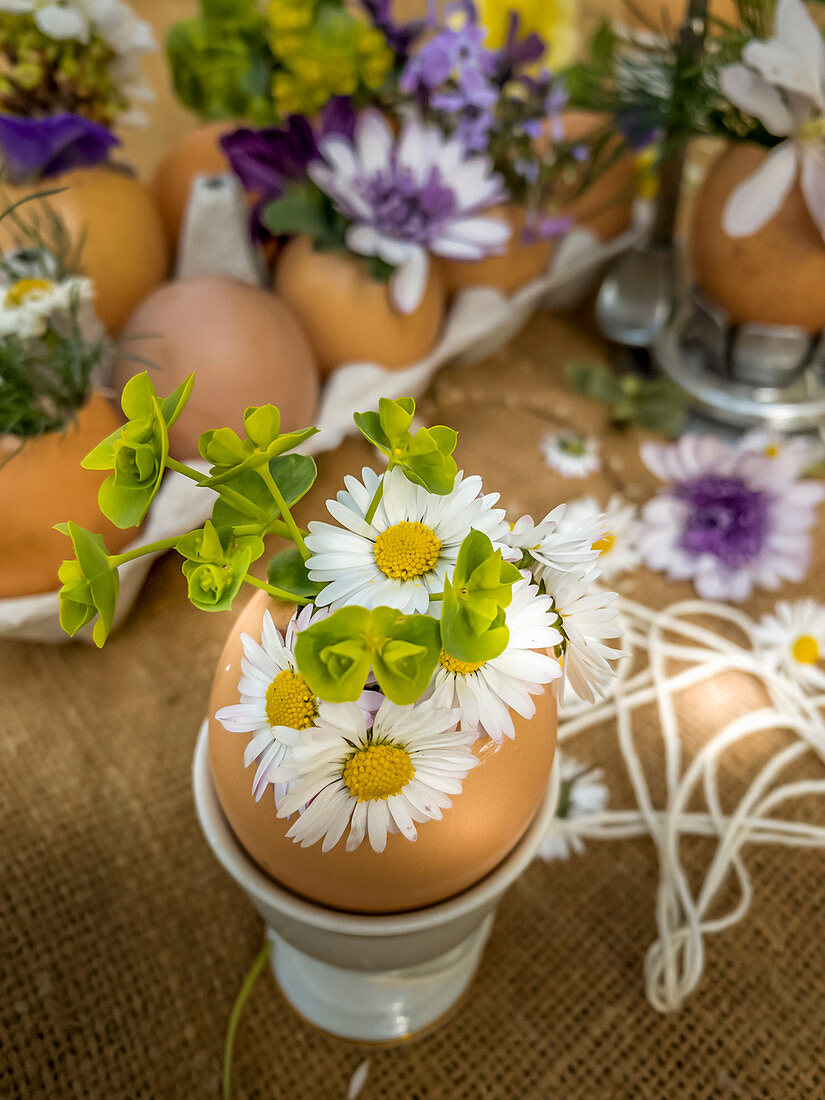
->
left=2, top=311, right=825, bottom=1099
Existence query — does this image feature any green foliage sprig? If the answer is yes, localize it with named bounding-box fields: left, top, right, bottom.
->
left=56, top=384, right=521, bottom=709
left=565, top=361, right=689, bottom=437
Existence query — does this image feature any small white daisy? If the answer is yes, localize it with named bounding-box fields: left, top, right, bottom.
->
left=431, top=575, right=563, bottom=743
left=538, top=752, right=609, bottom=862
left=542, top=566, right=625, bottom=704
left=305, top=465, right=509, bottom=614
left=0, top=273, right=93, bottom=339
left=215, top=606, right=322, bottom=805
left=737, top=428, right=819, bottom=480
left=753, top=599, right=825, bottom=694
left=560, top=495, right=641, bottom=581
left=541, top=431, right=600, bottom=479
left=277, top=697, right=476, bottom=853
left=505, top=504, right=602, bottom=576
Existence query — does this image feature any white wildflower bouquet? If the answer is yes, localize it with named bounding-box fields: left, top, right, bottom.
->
left=57, top=379, right=623, bottom=852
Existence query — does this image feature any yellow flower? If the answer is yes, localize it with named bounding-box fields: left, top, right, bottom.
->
left=478, top=0, right=579, bottom=69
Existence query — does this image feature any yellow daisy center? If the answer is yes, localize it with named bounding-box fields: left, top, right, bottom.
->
left=373, top=520, right=441, bottom=580
left=265, top=668, right=318, bottom=729
left=439, top=649, right=485, bottom=676
left=343, top=743, right=415, bottom=802
left=593, top=531, right=615, bottom=556
left=5, top=277, right=54, bottom=306
left=764, top=444, right=780, bottom=458
left=792, top=634, right=820, bottom=665
left=798, top=116, right=825, bottom=145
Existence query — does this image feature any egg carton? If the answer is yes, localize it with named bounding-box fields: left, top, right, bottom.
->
left=0, top=462, right=215, bottom=644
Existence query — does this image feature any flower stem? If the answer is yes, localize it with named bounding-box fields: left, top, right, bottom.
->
left=244, top=573, right=309, bottom=606
left=166, top=457, right=271, bottom=526
left=110, top=537, right=180, bottom=567
left=223, top=940, right=271, bottom=1100
left=259, top=463, right=310, bottom=561
left=364, top=474, right=385, bottom=525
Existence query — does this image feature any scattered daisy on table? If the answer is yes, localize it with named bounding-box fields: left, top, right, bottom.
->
left=541, top=431, right=601, bottom=478
left=754, top=599, right=825, bottom=695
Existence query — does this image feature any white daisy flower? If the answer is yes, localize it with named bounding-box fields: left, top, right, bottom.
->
left=737, top=428, right=819, bottom=480
left=214, top=606, right=321, bottom=805
left=506, top=504, right=602, bottom=576
left=305, top=465, right=510, bottom=615
left=0, top=274, right=94, bottom=339
left=539, top=752, right=609, bottom=862
left=542, top=566, right=625, bottom=704
left=277, top=697, right=476, bottom=853
left=431, top=576, right=563, bottom=743
left=560, top=495, right=641, bottom=580
left=540, top=431, right=600, bottom=479
left=753, top=599, right=825, bottom=694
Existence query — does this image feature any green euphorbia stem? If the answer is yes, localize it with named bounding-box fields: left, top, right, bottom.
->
left=244, top=573, right=310, bottom=606
left=166, top=457, right=273, bottom=528
left=109, top=537, right=181, bottom=567
left=259, top=463, right=310, bottom=562
left=364, top=472, right=386, bottom=525
left=223, top=940, right=271, bottom=1100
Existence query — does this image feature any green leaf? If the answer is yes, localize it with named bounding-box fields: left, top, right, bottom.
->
left=243, top=404, right=280, bottom=449
left=211, top=453, right=317, bottom=528
left=352, top=410, right=388, bottom=451
left=293, top=606, right=373, bottom=703
left=55, top=522, right=120, bottom=648
left=565, top=361, right=689, bottom=439
left=261, top=184, right=332, bottom=240
left=267, top=547, right=323, bottom=601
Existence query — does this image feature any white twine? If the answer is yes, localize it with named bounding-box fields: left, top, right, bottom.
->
left=553, top=597, right=825, bottom=1013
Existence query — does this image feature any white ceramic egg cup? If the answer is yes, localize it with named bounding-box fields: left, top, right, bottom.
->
left=192, top=719, right=560, bottom=1042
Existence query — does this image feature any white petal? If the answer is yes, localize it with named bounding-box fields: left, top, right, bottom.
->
left=719, top=64, right=794, bottom=134
left=723, top=141, right=798, bottom=237
left=389, top=248, right=429, bottom=314
left=800, top=146, right=825, bottom=241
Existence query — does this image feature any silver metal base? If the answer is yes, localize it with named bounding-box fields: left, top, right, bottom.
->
left=654, top=299, right=825, bottom=431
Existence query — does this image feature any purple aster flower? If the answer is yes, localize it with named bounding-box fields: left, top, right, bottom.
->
left=498, top=11, right=546, bottom=78
left=308, top=108, right=510, bottom=313
left=0, top=113, right=119, bottom=183
left=639, top=435, right=825, bottom=602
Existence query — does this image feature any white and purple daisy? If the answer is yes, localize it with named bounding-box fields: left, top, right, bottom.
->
left=639, top=434, right=825, bottom=602
left=308, top=108, right=510, bottom=313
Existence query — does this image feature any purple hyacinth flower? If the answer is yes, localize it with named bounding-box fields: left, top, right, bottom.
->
left=0, top=113, right=119, bottom=183
left=361, top=0, right=428, bottom=57
left=498, top=11, right=546, bottom=77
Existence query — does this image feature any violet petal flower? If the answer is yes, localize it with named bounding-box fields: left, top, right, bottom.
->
left=361, top=0, right=427, bottom=57
left=0, top=113, right=119, bottom=183
left=499, top=11, right=546, bottom=76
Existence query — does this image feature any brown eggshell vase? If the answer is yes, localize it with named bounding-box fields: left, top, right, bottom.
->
left=208, top=591, right=558, bottom=915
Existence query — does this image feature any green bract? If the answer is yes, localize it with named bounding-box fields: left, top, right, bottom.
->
left=354, top=397, right=458, bottom=495
left=441, top=530, right=522, bottom=664
left=200, top=403, right=318, bottom=487
left=55, top=522, right=119, bottom=648
left=82, top=372, right=193, bottom=530
left=294, top=605, right=441, bottom=705
left=177, top=521, right=264, bottom=612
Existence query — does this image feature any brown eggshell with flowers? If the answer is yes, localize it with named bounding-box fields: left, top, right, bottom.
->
left=208, top=591, right=558, bottom=914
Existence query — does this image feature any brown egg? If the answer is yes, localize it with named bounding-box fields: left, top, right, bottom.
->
left=439, top=204, right=555, bottom=295
left=275, top=235, right=446, bottom=377
left=691, top=144, right=825, bottom=331
left=0, top=392, right=134, bottom=598
left=553, top=111, right=637, bottom=241
left=151, top=122, right=235, bottom=250
left=208, top=592, right=558, bottom=914
left=0, top=166, right=169, bottom=336
left=112, top=277, right=320, bottom=459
